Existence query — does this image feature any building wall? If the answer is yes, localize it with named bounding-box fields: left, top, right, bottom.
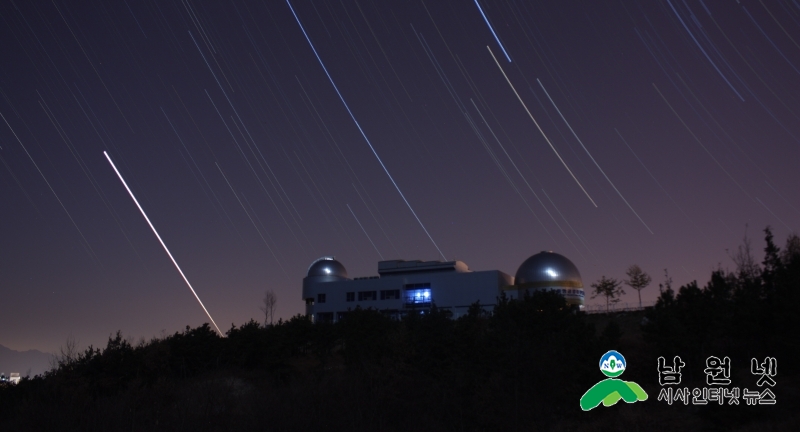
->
left=303, top=270, right=513, bottom=322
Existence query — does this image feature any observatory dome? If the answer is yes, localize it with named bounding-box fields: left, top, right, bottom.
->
left=515, top=251, right=583, bottom=288
left=306, top=256, right=348, bottom=279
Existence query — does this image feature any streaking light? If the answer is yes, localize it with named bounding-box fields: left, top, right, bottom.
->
left=546, top=268, right=558, bottom=278
left=537, top=78, right=653, bottom=234
left=347, top=203, right=385, bottom=260
left=2, top=112, right=100, bottom=264
left=104, top=151, right=223, bottom=336
left=287, top=0, right=447, bottom=262
left=474, top=0, right=512, bottom=62
left=487, top=46, right=597, bottom=207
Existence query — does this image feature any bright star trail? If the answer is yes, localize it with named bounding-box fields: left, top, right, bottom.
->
left=104, top=151, right=223, bottom=336
left=0, top=1, right=797, bottom=354
left=473, top=0, right=512, bottom=62
left=287, top=0, right=447, bottom=261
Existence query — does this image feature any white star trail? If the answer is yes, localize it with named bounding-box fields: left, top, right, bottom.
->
left=537, top=79, right=653, bottom=234
left=2, top=112, right=100, bottom=265
left=104, top=151, right=223, bottom=336
left=347, top=203, right=384, bottom=260
left=487, top=46, right=597, bottom=207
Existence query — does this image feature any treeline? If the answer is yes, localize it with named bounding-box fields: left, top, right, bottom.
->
left=644, top=227, right=800, bottom=368
left=0, top=228, right=797, bottom=431
left=0, top=292, right=604, bottom=431
left=639, top=228, right=800, bottom=428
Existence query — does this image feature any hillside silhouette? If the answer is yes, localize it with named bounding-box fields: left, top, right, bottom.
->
left=0, top=345, right=51, bottom=378
left=0, top=227, right=797, bottom=431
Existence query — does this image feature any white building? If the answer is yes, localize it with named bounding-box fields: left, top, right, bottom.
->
left=301, top=251, right=585, bottom=322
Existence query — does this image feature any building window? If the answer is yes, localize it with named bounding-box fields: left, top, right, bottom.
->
left=317, top=312, right=334, bottom=323
left=358, top=291, right=377, bottom=301
left=305, top=298, right=314, bottom=306
left=380, top=289, right=400, bottom=300
left=346, top=292, right=355, bottom=302
left=405, top=288, right=431, bottom=305
left=318, top=293, right=326, bottom=303
left=404, top=283, right=432, bottom=306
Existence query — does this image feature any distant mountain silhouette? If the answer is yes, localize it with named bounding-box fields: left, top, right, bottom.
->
left=0, top=344, right=52, bottom=378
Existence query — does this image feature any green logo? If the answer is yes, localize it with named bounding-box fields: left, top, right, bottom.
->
left=580, top=350, right=648, bottom=411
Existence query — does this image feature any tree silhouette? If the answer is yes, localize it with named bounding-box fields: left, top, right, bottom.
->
left=591, top=276, right=625, bottom=313
left=624, top=264, right=652, bottom=309
left=259, top=289, right=278, bottom=326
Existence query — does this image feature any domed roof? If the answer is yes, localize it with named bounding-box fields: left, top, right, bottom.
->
left=515, top=251, right=583, bottom=288
left=306, top=256, right=348, bottom=279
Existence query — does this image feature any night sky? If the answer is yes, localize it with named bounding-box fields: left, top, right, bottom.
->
left=1, top=0, right=798, bottom=353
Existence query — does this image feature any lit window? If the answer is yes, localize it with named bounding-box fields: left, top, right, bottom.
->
left=404, top=288, right=432, bottom=305
left=403, top=283, right=431, bottom=307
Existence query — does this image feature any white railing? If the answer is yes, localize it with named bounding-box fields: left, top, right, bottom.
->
left=583, top=301, right=656, bottom=314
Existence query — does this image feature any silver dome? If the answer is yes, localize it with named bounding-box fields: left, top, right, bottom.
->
left=515, top=251, right=583, bottom=288
left=306, top=256, right=348, bottom=279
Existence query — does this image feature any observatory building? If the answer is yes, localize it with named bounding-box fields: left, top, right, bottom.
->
left=302, top=251, right=585, bottom=323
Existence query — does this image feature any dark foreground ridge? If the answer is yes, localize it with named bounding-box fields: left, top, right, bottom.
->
left=1, top=228, right=798, bottom=431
